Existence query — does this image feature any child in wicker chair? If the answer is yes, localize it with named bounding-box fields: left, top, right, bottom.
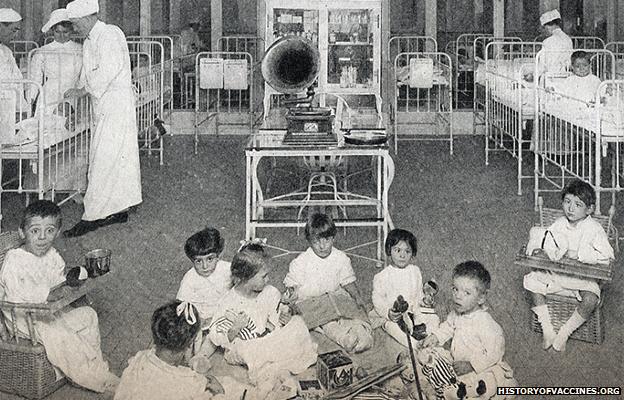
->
left=0, top=200, right=119, bottom=393
left=524, top=179, right=614, bottom=351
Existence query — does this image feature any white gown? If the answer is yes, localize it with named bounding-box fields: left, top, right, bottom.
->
left=0, top=43, right=28, bottom=112
left=28, top=40, right=82, bottom=115
left=80, top=20, right=142, bottom=221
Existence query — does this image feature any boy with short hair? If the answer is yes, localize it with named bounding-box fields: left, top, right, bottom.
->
left=423, top=261, right=516, bottom=399
left=524, top=179, right=614, bottom=351
left=176, top=227, right=232, bottom=372
left=0, top=200, right=118, bottom=393
left=283, top=213, right=373, bottom=353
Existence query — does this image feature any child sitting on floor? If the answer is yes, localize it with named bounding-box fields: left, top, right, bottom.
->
left=176, top=227, right=231, bottom=372
left=0, top=200, right=119, bottom=393
left=552, top=50, right=602, bottom=104
left=114, top=300, right=228, bottom=400
left=524, top=179, right=614, bottom=351
left=283, top=213, right=373, bottom=353
left=370, top=228, right=439, bottom=347
left=422, top=261, right=516, bottom=399
left=209, top=242, right=317, bottom=386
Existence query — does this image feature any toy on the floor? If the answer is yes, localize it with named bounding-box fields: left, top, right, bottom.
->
left=416, top=347, right=487, bottom=400
left=414, top=280, right=439, bottom=339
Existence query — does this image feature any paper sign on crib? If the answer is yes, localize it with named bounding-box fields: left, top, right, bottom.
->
left=223, top=59, right=248, bottom=90
left=199, top=58, right=224, bottom=89
left=0, top=90, right=16, bottom=144
left=409, top=57, right=434, bottom=89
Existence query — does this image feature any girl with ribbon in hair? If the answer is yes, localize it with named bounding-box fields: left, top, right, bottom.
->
left=115, top=300, right=227, bottom=400
left=208, top=242, right=317, bottom=389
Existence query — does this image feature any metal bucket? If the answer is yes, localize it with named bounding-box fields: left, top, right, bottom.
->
left=85, top=249, right=111, bottom=277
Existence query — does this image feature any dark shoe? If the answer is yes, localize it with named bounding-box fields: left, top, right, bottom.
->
left=63, top=220, right=100, bottom=237
left=98, top=211, right=129, bottom=227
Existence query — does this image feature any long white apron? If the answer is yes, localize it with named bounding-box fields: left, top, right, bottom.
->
left=81, top=21, right=142, bottom=221
left=84, top=86, right=142, bottom=220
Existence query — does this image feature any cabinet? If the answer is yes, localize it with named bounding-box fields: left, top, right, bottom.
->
left=263, top=0, right=381, bottom=113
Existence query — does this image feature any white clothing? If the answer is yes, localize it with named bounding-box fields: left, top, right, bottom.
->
left=433, top=308, right=505, bottom=374
left=177, top=260, right=232, bottom=324
left=0, top=8, right=21, bottom=22
left=0, top=247, right=116, bottom=393
left=0, top=43, right=28, bottom=112
left=284, top=247, right=372, bottom=353
left=372, top=264, right=423, bottom=320
left=209, top=285, right=281, bottom=348
left=548, top=215, right=614, bottom=263
left=114, top=348, right=213, bottom=400
left=66, top=0, right=99, bottom=18
left=283, top=247, right=356, bottom=300
left=28, top=40, right=83, bottom=115
left=523, top=215, right=612, bottom=300
left=209, top=286, right=317, bottom=383
left=554, top=74, right=602, bottom=103
left=540, top=28, right=573, bottom=76
left=80, top=20, right=142, bottom=220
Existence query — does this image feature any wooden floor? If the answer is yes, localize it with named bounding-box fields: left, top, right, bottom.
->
left=1, top=134, right=622, bottom=400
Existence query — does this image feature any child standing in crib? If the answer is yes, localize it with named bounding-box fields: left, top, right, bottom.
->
left=524, top=179, right=614, bottom=351
left=283, top=213, right=374, bottom=353
left=114, top=300, right=228, bottom=400
left=422, top=261, right=516, bottom=399
left=208, top=242, right=317, bottom=383
left=0, top=200, right=119, bottom=393
left=370, top=228, right=439, bottom=347
left=552, top=50, right=602, bottom=104
left=176, top=227, right=231, bottom=373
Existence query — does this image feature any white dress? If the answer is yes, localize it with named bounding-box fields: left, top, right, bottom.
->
left=284, top=247, right=372, bottom=353
left=0, top=247, right=116, bottom=393
left=28, top=40, right=82, bottom=115
left=540, top=28, right=573, bottom=76
left=0, top=43, right=28, bottom=112
left=176, top=260, right=232, bottom=325
left=80, top=20, right=142, bottom=220
left=209, top=286, right=317, bottom=384
left=371, top=264, right=439, bottom=347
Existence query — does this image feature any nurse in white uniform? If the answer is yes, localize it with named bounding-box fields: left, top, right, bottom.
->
left=538, top=9, right=573, bottom=77
left=0, top=8, right=28, bottom=112
left=63, top=0, right=142, bottom=237
left=28, top=9, right=83, bottom=116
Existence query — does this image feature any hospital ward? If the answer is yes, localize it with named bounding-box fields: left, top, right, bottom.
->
left=1, top=0, right=624, bottom=399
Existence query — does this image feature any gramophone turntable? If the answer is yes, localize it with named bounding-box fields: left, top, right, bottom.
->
left=262, top=36, right=337, bottom=145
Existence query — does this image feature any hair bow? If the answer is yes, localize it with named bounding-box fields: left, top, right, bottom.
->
left=176, top=301, right=197, bottom=325
left=238, top=237, right=267, bottom=251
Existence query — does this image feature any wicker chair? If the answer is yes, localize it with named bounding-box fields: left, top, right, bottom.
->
left=515, top=197, right=617, bottom=344
left=0, top=231, right=66, bottom=399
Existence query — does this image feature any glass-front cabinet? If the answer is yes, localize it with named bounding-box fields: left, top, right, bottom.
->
left=264, top=0, right=381, bottom=110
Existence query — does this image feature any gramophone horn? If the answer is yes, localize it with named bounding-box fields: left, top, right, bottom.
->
left=261, top=36, right=320, bottom=94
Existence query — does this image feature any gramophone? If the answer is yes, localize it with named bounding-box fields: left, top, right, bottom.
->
left=262, top=36, right=335, bottom=142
